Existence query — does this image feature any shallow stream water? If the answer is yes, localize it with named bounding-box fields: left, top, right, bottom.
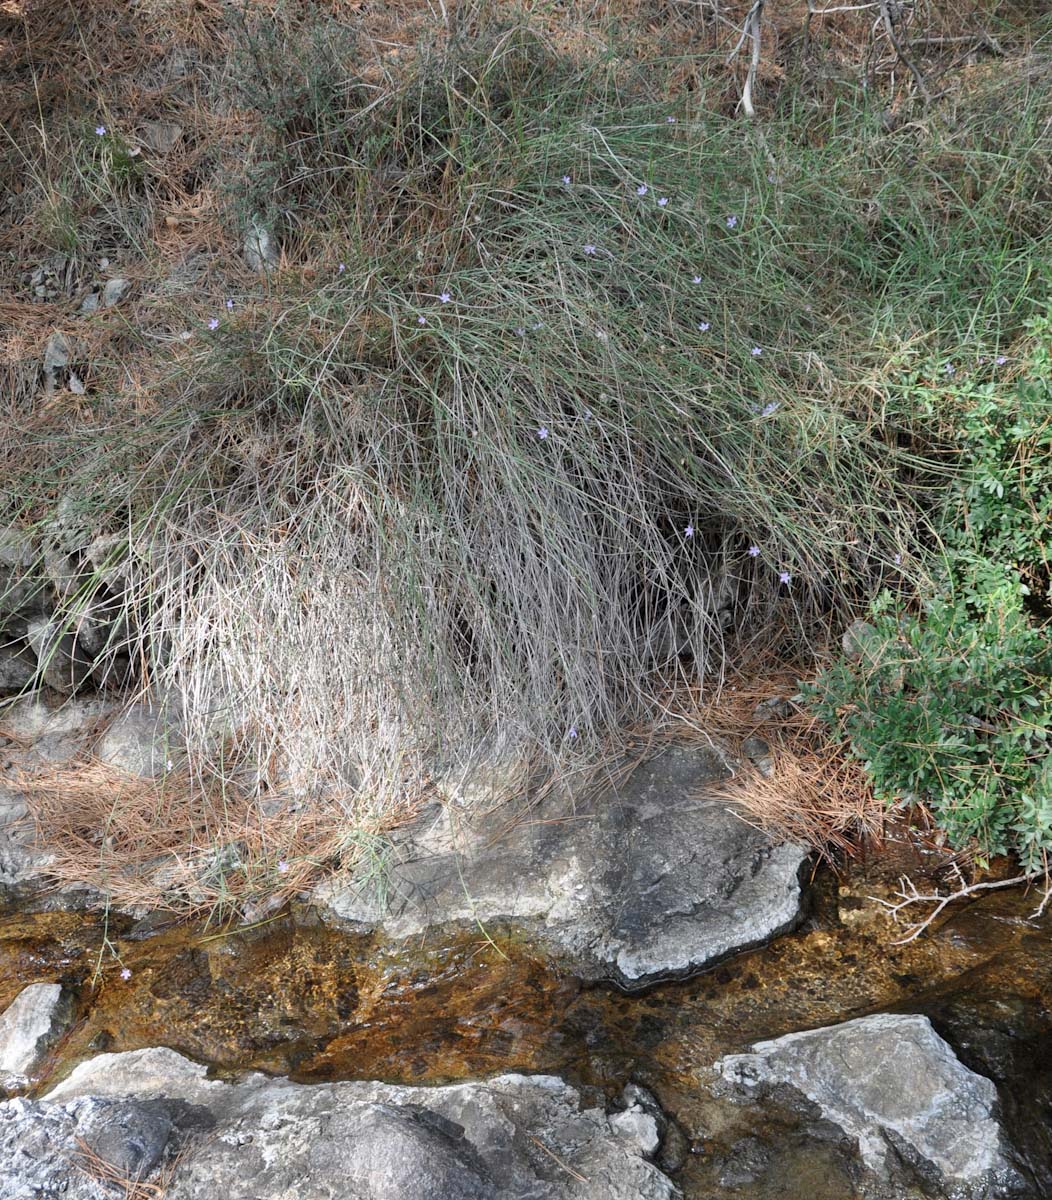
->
left=2, top=843, right=1050, bottom=1198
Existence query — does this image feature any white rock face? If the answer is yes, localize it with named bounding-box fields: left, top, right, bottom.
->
left=0, top=983, right=71, bottom=1083
left=7, top=1047, right=683, bottom=1200
left=316, top=746, right=808, bottom=988
left=716, top=1013, right=1016, bottom=1191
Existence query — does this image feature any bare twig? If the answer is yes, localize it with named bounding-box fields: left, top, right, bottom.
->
left=526, top=1134, right=589, bottom=1184
left=873, top=869, right=1046, bottom=944
left=878, top=0, right=932, bottom=103
left=726, top=1, right=765, bottom=118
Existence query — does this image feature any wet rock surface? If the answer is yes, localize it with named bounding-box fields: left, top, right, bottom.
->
left=316, top=746, right=809, bottom=988
left=0, top=1047, right=680, bottom=1200
left=715, top=1012, right=1025, bottom=1198
left=0, top=983, right=72, bottom=1085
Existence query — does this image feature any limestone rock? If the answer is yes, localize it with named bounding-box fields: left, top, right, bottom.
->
left=316, top=746, right=808, bottom=988
left=0, top=983, right=72, bottom=1084
left=95, top=704, right=177, bottom=777
left=715, top=1012, right=1023, bottom=1197
left=102, top=278, right=131, bottom=307
left=26, top=616, right=94, bottom=694
left=0, top=648, right=35, bottom=694
left=19, top=1047, right=681, bottom=1200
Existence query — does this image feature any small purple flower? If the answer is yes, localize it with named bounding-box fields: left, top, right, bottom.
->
left=684, top=523, right=694, bottom=538
left=657, top=196, right=669, bottom=207
left=944, top=362, right=955, bottom=376
left=996, top=355, right=1007, bottom=365
left=751, top=346, right=762, bottom=357
left=120, top=967, right=132, bottom=980
left=726, top=214, right=738, bottom=229
left=515, top=326, right=526, bottom=336
left=95, top=124, right=107, bottom=136
left=568, top=725, right=578, bottom=739
left=583, top=243, right=597, bottom=256
left=893, top=553, right=902, bottom=565
left=225, top=298, right=234, bottom=310
left=692, top=275, right=702, bottom=284
left=779, top=570, right=791, bottom=585
left=666, top=116, right=677, bottom=124
left=748, top=545, right=760, bottom=557
left=761, top=401, right=780, bottom=416
left=537, top=426, right=549, bottom=440
left=207, top=317, right=219, bottom=331
left=439, top=291, right=451, bottom=304
left=277, top=860, right=289, bottom=874
left=697, top=321, right=710, bottom=332
left=338, top=263, right=346, bottom=274
left=562, top=174, right=572, bottom=186
left=582, top=408, right=592, bottom=421
left=531, top=321, right=544, bottom=331
left=636, top=184, right=648, bottom=197
left=417, top=315, right=427, bottom=325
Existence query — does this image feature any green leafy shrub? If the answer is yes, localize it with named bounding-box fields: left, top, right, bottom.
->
left=808, top=315, right=1052, bottom=865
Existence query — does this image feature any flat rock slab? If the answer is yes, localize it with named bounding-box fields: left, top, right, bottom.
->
left=0, top=1047, right=680, bottom=1200
left=716, top=1012, right=1024, bottom=1198
left=315, top=746, right=808, bottom=988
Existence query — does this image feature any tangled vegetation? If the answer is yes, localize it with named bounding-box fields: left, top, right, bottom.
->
left=1, top=1, right=1050, bottom=879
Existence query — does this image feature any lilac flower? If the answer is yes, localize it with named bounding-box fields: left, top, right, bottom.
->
left=562, top=175, right=572, bottom=186
left=582, top=408, right=592, bottom=421
left=751, top=346, right=762, bottom=356
left=684, top=523, right=694, bottom=538
left=666, top=116, right=677, bottom=124
left=95, top=124, right=107, bottom=136
left=531, top=322, right=544, bottom=331
left=726, top=214, right=738, bottom=229
left=120, top=967, right=132, bottom=981
left=697, top=321, right=710, bottom=332
left=207, top=317, right=219, bottom=331
left=439, top=291, right=451, bottom=304
left=748, top=545, right=760, bottom=557
left=568, top=725, right=578, bottom=739
left=657, top=196, right=669, bottom=207
left=692, top=275, right=702, bottom=284
left=537, top=426, right=549, bottom=439
left=277, top=860, right=290, bottom=874
left=636, top=184, right=648, bottom=197
left=944, top=362, right=955, bottom=376
left=893, top=553, right=902, bottom=565
left=996, top=355, right=1007, bottom=365
left=338, top=263, right=346, bottom=274
left=225, top=298, right=234, bottom=310
left=417, top=315, right=427, bottom=325
left=761, top=401, right=780, bottom=416
left=515, top=326, right=526, bottom=336
left=779, top=570, right=791, bottom=585
left=583, top=243, right=597, bottom=256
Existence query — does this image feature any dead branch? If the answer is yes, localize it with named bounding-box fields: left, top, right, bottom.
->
left=878, top=0, right=932, bottom=103
left=727, top=1, right=765, bottom=118
left=873, top=868, right=1047, bottom=944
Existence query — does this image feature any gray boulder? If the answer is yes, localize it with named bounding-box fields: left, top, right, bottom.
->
left=95, top=704, right=177, bottom=777
left=0, top=983, right=72, bottom=1084
left=316, top=746, right=807, bottom=988
left=26, top=616, right=94, bottom=694
left=715, top=1012, right=1024, bottom=1197
left=0, top=648, right=36, bottom=694
left=2, top=1046, right=680, bottom=1200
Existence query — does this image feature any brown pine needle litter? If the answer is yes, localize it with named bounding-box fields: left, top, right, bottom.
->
left=14, top=760, right=414, bottom=918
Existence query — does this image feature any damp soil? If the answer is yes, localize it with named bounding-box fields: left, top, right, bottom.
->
left=2, top=842, right=1050, bottom=1199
